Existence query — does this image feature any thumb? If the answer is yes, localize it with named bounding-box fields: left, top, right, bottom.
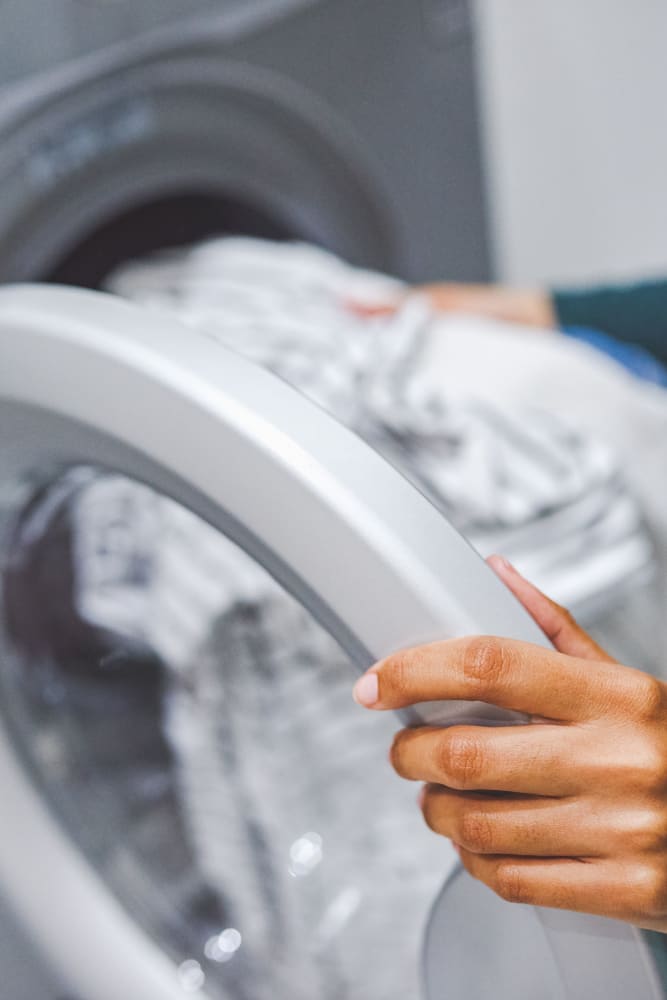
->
left=486, top=555, right=616, bottom=663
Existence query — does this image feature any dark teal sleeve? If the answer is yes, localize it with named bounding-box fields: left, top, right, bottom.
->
left=552, top=279, right=667, bottom=367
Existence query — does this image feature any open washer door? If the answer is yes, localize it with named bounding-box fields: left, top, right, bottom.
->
left=0, top=285, right=663, bottom=999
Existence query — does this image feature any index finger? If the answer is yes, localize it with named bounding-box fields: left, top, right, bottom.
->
left=353, top=637, right=640, bottom=722
left=486, top=556, right=616, bottom=663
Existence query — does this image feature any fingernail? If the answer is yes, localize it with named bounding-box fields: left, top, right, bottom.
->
left=417, top=786, right=426, bottom=808
left=452, top=842, right=462, bottom=856
left=353, top=672, right=379, bottom=707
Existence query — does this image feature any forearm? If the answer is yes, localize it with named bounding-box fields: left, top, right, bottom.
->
left=553, top=279, right=667, bottom=366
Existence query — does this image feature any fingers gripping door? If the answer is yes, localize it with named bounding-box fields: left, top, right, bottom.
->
left=0, top=285, right=662, bottom=999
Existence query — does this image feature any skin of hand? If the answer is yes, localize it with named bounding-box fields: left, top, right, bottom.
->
left=352, top=556, right=667, bottom=931
left=349, top=283, right=556, bottom=328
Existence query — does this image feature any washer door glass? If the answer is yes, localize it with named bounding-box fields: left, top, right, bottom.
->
left=0, top=462, right=450, bottom=999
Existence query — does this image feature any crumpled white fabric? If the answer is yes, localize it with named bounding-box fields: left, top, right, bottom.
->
left=76, top=236, right=656, bottom=673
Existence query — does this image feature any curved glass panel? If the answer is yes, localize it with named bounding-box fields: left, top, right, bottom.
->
left=0, top=464, right=451, bottom=998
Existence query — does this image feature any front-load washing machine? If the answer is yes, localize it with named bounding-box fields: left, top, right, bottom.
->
left=0, top=284, right=666, bottom=999
left=1, top=5, right=664, bottom=998
left=0, top=0, right=490, bottom=288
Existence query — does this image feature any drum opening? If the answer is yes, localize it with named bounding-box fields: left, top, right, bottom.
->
left=43, top=190, right=295, bottom=289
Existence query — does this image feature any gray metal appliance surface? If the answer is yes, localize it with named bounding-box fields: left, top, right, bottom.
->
left=0, top=0, right=490, bottom=287
left=0, top=284, right=665, bottom=999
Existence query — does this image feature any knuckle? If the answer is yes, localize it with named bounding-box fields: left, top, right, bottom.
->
left=385, top=650, right=420, bottom=701
left=421, top=791, right=441, bottom=834
left=384, top=653, right=411, bottom=697
left=561, top=606, right=579, bottom=630
left=440, top=731, right=486, bottom=789
left=626, top=811, right=667, bottom=855
left=630, top=674, right=665, bottom=723
left=462, top=637, right=510, bottom=694
left=629, top=740, right=667, bottom=796
left=389, top=732, right=407, bottom=775
left=552, top=602, right=575, bottom=629
left=557, top=603, right=575, bottom=622
left=645, top=752, right=667, bottom=796
left=543, top=603, right=574, bottom=647
left=460, top=811, right=496, bottom=854
left=494, top=863, right=532, bottom=905
left=637, top=866, right=667, bottom=919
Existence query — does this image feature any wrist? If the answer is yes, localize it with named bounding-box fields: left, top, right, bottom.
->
left=521, top=289, right=556, bottom=328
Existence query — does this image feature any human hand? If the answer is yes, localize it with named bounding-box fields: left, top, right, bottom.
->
left=352, top=556, right=667, bottom=931
left=349, top=283, right=556, bottom=328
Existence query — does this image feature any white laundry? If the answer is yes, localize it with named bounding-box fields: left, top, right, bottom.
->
left=73, top=236, right=656, bottom=675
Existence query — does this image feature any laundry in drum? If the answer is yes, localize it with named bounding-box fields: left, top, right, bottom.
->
left=104, top=236, right=653, bottom=617
left=3, top=465, right=449, bottom=1000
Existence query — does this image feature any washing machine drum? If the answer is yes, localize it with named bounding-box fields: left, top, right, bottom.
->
left=0, top=285, right=664, bottom=1000
left=0, top=35, right=397, bottom=286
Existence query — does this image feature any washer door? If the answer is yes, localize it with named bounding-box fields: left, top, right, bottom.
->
left=0, top=285, right=662, bottom=999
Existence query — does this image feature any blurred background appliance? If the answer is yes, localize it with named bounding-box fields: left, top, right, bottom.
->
left=0, top=0, right=490, bottom=289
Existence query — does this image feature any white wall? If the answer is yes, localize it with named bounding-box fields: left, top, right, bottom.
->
left=475, top=0, right=667, bottom=286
